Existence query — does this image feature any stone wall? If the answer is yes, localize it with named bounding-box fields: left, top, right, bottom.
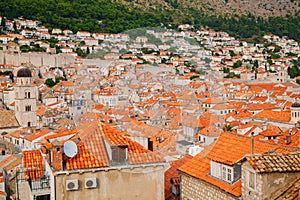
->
left=180, top=173, right=238, bottom=200
left=0, top=52, right=75, bottom=67
left=55, top=164, right=165, bottom=200
left=242, top=161, right=300, bottom=200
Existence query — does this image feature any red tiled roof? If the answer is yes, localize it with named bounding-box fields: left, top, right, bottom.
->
left=275, top=178, right=300, bottom=200
left=254, top=110, right=291, bottom=122
left=64, top=122, right=165, bottom=170
left=0, top=155, right=16, bottom=168
left=179, top=133, right=297, bottom=197
left=259, top=124, right=282, bottom=137
left=24, top=129, right=50, bottom=142
left=246, top=152, right=300, bottom=173
left=165, top=155, right=192, bottom=200
left=66, top=123, right=109, bottom=170
left=101, top=124, right=164, bottom=165
left=22, top=150, right=44, bottom=180
left=247, top=103, right=278, bottom=111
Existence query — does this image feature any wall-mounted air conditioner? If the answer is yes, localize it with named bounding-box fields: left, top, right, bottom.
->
left=66, top=179, right=79, bottom=191
left=85, top=177, right=97, bottom=189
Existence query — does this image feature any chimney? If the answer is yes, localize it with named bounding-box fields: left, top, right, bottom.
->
left=286, top=135, right=291, bottom=145
left=51, top=144, right=63, bottom=171
left=250, top=132, right=254, bottom=154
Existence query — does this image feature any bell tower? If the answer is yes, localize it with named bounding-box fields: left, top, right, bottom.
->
left=291, top=102, right=300, bottom=123
left=14, top=68, right=37, bottom=128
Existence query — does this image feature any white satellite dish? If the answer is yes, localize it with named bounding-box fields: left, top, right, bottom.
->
left=63, top=141, right=78, bottom=158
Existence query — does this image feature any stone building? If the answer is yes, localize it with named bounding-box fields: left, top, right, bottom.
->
left=17, top=122, right=166, bottom=200
left=290, top=102, right=300, bottom=123
left=241, top=152, right=300, bottom=200
left=178, top=133, right=298, bottom=200
left=14, top=68, right=37, bottom=127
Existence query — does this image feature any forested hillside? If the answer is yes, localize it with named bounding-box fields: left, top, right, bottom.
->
left=0, top=0, right=163, bottom=33
left=0, top=0, right=300, bottom=43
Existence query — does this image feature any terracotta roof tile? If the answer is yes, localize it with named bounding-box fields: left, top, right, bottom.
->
left=275, top=178, right=300, bottom=200
left=246, top=152, right=300, bottom=173
left=0, top=108, right=19, bottom=128
left=165, top=155, right=192, bottom=200
left=259, top=124, right=282, bottom=137
left=254, top=110, right=291, bottom=122
left=22, top=150, right=44, bottom=180
left=247, top=103, right=279, bottom=111
left=66, top=123, right=109, bottom=170
left=179, top=133, right=297, bottom=197
left=64, top=122, right=165, bottom=170
left=101, top=124, right=164, bottom=165
left=24, top=129, right=50, bottom=142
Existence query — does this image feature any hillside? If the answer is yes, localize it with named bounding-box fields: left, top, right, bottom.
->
left=0, top=0, right=300, bottom=42
left=114, top=0, right=300, bottom=18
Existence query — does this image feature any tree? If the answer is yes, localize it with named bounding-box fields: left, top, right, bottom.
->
left=13, top=21, right=18, bottom=33
left=229, top=50, right=236, bottom=57
left=1, top=17, right=5, bottom=28
left=233, top=60, right=242, bottom=69
left=45, top=78, right=56, bottom=88
left=223, top=124, right=233, bottom=132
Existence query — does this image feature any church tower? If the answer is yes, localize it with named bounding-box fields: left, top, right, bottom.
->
left=14, top=68, right=37, bottom=127
left=290, top=102, right=300, bottom=124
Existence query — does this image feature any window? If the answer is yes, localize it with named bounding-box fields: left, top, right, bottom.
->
left=25, top=92, right=31, bottom=98
left=222, top=166, right=227, bottom=180
left=211, top=161, right=234, bottom=183
left=248, top=171, right=255, bottom=189
left=227, top=168, right=232, bottom=182
left=25, top=105, right=31, bottom=111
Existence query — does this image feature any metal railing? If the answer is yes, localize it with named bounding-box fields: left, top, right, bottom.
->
left=16, top=169, right=51, bottom=192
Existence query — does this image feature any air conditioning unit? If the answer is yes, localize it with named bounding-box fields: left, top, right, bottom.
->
left=66, top=179, right=79, bottom=191
left=85, top=177, right=97, bottom=189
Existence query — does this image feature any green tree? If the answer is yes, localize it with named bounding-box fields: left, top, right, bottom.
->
left=223, top=124, right=233, bottom=132
left=233, top=60, right=242, bottom=69
left=13, top=21, right=18, bottom=33
left=45, top=78, right=56, bottom=88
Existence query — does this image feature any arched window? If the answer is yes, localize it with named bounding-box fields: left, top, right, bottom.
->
left=25, top=91, right=31, bottom=98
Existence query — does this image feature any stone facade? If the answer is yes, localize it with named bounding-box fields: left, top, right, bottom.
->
left=14, top=76, right=37, bottom=127
left=0, top=52, right=75, bottom=67
left=54, top=165, right=165, bottom=200
left=180, top=173, right=238, bottom=200
left=242, top=161, right=300, bottom=200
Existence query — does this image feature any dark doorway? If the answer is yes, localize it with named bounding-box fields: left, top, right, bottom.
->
left=36, top=194, right=50, bottom=200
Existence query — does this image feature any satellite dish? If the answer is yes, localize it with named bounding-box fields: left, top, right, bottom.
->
left=63, top=141, right=78, bottom=158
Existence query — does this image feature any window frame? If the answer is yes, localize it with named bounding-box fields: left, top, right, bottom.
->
left=210, top=160, right=234, bottom=184
left=248, top=170, right=256, bottom=190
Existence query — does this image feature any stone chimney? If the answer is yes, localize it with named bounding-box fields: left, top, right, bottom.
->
left=50, top=143, right=63, bottom=171
left=250, top=132, right=254, bottom=155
